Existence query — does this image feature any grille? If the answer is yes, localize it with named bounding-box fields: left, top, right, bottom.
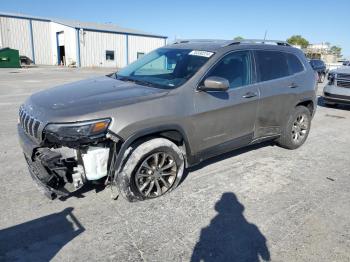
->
left=19, top=106, right=43, bottom=141
left=337, top=73, right=350, bottom=80
left=337, top=80, right=350, bottom=88
left=324, top=92, right=350, bottom=101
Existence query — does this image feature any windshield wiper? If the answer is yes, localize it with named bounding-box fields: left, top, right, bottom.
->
left=118, top=76, right=166, bottom=88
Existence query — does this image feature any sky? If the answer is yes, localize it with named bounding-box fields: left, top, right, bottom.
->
left=1, top=0, right=349, bottom=58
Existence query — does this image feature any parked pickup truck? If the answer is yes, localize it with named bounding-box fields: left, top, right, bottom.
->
left=324, top=67, right=350, bottom=106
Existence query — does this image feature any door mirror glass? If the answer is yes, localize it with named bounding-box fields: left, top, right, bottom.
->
left=200, top=76, right=229, bottom=91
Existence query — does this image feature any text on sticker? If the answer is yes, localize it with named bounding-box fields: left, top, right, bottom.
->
left=189, top=50, right=214, bottom=58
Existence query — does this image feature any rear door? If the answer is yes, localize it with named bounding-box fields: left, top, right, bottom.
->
left=253, top=50, right=305, bottom=138
left=192, top=50, right=259, bottom=156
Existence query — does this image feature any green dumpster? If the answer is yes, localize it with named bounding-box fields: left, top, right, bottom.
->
left=0, top=47, right=20, bottom=68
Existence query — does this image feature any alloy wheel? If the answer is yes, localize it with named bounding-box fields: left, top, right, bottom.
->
left=291, top=113, right=308, bottom=144
left=135, top=152, right=177, bottom=198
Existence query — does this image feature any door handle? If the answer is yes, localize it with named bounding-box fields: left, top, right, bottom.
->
left=242, top=92, right=258, bottom=98
left=288, top=82, right=298, bottom=88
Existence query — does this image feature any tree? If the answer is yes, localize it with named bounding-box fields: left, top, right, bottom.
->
left=233, top=36, right=244, bottom=41
left=330, top=46, right=342, bottom=57
left=286, top=35, right=309, bottom=48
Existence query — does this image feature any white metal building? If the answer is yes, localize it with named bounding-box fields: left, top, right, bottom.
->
left=0, top=12, right=167, bottom=67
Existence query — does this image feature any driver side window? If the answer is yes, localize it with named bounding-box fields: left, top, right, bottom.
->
left=207, top=51, right=251, bottom=89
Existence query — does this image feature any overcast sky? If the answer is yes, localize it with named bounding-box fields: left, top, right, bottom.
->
left=2, top=0, right=349, bottom=58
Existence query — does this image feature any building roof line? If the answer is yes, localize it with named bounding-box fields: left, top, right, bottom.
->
left=0, top=11, right=167, bottom=39
left=76, top=27, right=167, bottom=39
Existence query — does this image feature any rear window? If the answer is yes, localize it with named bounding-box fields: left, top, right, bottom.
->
left=311, top=59, right=324, bottom=67
left=256, top=51, right=289, bottom=81
left=286, top=53, right=304, bottom=74
left=256, top=50, right=304, bottom=81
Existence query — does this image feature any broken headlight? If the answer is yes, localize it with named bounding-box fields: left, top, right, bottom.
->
left=44, top=119, right=111, bottom=142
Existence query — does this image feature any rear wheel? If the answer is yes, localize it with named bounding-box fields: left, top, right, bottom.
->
left=277, top=106, right=311, bottom=149
left=116, top=138, right=184, bottom=202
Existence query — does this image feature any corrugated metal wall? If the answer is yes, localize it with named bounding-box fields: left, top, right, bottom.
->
left=32, top=20, right=52, bottom=65
left=128, top=35, right=165, bottom=63
left=0, top=16, right=32, bottom=59
left=0, top=15, right=166, bottom=67
left=79, top=30, right=126, bottom=68
left=0, top=25, right=2, bottom=47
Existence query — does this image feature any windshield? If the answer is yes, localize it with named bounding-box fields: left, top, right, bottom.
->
left=116, top=48, right=213, bottom=88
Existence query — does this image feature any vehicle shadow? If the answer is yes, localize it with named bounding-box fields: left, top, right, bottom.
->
left=0, top=207, right=84, bottom=261
left=191, top=192, right=270, bottom=262
left=61, top=141, right=274, bottom=200
left=182, top=141, right=275, bottom=184
left=317, top=96, right=350, bottom=111
left=59, top=181, right=106, bottom=201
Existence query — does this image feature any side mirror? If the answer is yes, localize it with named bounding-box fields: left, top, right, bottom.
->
left=199, top=76, right=229, bottom=92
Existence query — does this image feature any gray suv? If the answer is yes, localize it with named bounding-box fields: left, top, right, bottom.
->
left=18, top=39, right=317, bottom=202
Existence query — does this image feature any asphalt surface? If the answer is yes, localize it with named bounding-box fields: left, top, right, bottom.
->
left=0, top=67, right=349, bottom=262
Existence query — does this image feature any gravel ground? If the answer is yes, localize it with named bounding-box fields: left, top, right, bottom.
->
left=0, top=67, right=349, bottom=262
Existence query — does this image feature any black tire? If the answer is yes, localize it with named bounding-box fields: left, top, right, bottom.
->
left=277, top=106, right=311, bottom=150
left=116, top=138, right=184, bottom=202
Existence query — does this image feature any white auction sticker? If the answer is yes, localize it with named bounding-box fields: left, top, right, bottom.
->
left=189, top=50, right=214, bottom=58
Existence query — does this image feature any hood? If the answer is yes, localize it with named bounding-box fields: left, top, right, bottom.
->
left=332, top=67, right=350, bottom=74
left=25, top=76, right=168, bottom=120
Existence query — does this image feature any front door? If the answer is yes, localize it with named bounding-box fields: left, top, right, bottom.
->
left=192, top=50, right=259, bottom=157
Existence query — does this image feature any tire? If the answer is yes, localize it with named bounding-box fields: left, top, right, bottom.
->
left=115, top=138, right=184, bottom=202
left=277, top=106, right=311, bottom=150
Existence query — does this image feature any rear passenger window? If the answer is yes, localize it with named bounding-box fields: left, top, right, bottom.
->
left=255, top=51, right=290, bottom=81
left=286, top=53, right=304, bottom=74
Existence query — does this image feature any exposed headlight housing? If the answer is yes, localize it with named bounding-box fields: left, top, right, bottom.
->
left=44, top=119, right=111, bottom=144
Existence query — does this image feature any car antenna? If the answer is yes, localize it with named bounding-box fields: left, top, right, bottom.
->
left=263, top=30, right=268, bottom=43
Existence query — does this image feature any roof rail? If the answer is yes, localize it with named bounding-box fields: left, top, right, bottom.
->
left=228, top=39, right=291, bottom=46
left=172, top=39, right=231, bottom=45
left=170, top=39, right=291, bottom=47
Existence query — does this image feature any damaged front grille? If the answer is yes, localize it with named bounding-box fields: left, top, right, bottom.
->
left=19, top=106, right=44, bottom=142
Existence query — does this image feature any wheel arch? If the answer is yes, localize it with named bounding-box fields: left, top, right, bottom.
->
left=295, top=99, right=315, bottom=116
left=113, top=125, right=193, bottom=176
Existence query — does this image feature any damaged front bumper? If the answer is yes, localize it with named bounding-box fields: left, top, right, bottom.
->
left=18, top=125, right=66, bottom=199
left=17, top=124, right=119, bottom=200
left=24, top=150, right=69, bottom=199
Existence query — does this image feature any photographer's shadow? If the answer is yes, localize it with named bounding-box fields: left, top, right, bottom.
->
left=191, top=193, right=270, bottom=262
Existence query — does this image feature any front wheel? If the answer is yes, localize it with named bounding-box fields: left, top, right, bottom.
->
left=277, top=106, right=311, bottom=150
left=116, top=138, right=184, bottom=202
